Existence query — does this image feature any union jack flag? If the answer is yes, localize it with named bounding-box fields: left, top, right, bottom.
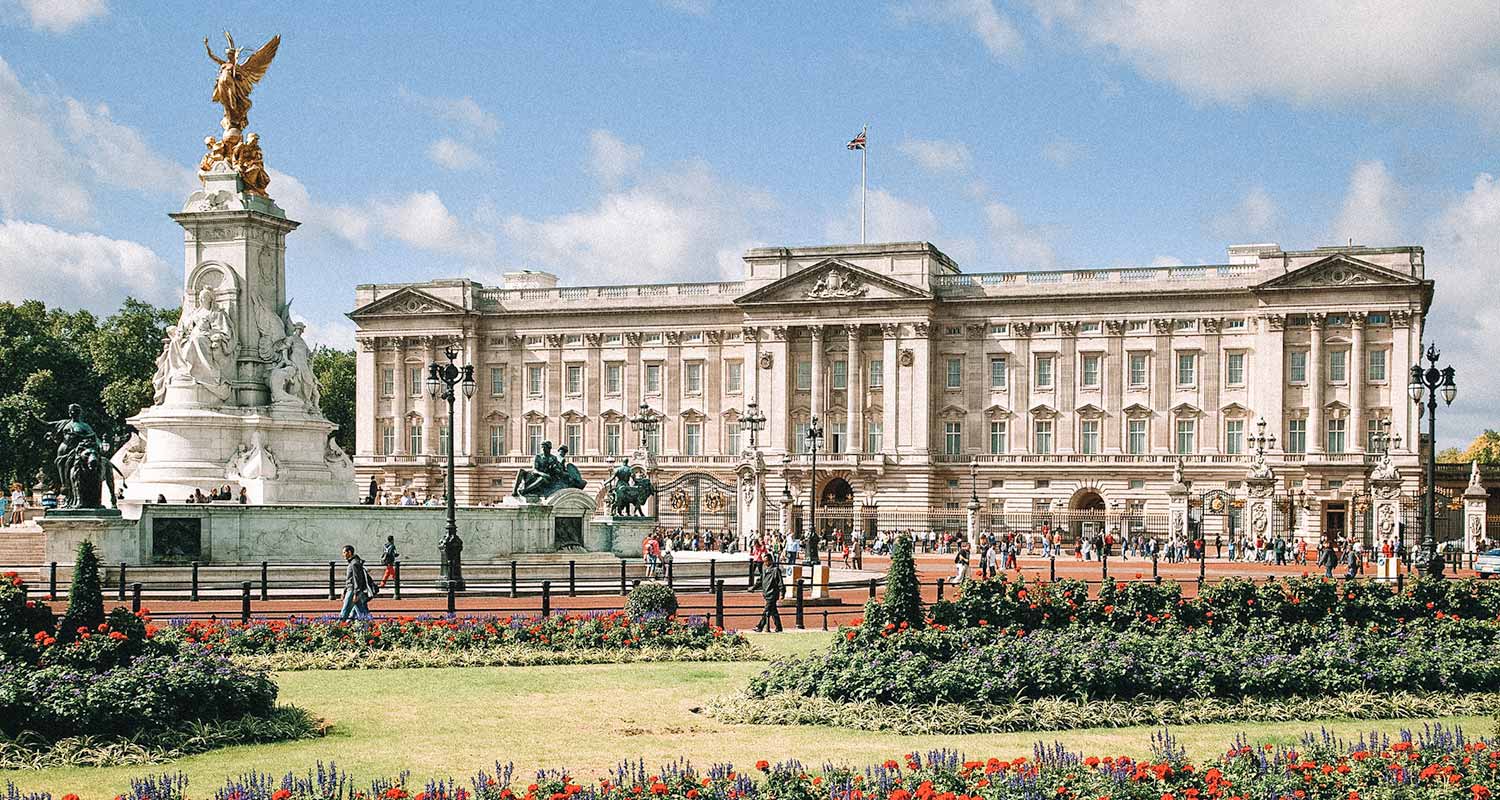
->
left=846, top=129, right=867, bottom=150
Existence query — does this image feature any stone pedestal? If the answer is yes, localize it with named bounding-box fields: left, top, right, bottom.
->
left=1372, top=477, right=1404, bottom=552
left=966, top=498, right=980, bottom=549
left=1245, top=475, right=1277, bottom=545
left=1464, top=461, right=1488, bottom=553
left=1166, top=481, right=1190, bottom=544
left=735, top=450, right=765, bottom=545
left=589, top=515, right=654, bottom=558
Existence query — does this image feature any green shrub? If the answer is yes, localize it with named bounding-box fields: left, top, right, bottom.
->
left=57, top=540, right=105, bottom=644
left=625, top=581, right=679, bottom=619
left=879, top=532, right=924, bottom=630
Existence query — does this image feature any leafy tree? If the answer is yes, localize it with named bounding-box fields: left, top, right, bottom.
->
left=881, top=533, right=925, bottom=630
left=1459, top=430, right=1500, bottom=463
left=312, top=346, right=356, bottom=452
left=88, top=298, right=178, bottom=420
left=1438, top=447, right=1467, bottom=464
left=57, top=540, right=105, bottom=644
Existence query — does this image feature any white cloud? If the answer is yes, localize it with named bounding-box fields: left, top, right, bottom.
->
left=1038, top=1, right=1500, bottom=120
left=1149, top=255, right=1186, bottom=267
left=62, top=98, right=193, bottom=194
left=983, top=200, right=1057, bottom=268
left=586, top=130, right=645, bottom=187
left=1040, top=139, right=1081, bottom=167
left=0, top=56, right=91, bottom=223
left=427, top=137, right=484, bottom=170
left=1331, top=161, right=1401, bottom=246
left=17, top=0, right=105, bottom=32
left=899, top=138, right=972, bottom=173
left=1212, top=185, right=1278, bottom=239
left=296, top=314, right=357, bottom=351
left=1425, top=173, right=1500, bottom=445
left=657, top=0, right=711, bottom=15
left=825, top=187, right=941, bottom=245
left=0, top=220, right=172, bottom=311
left=373, top=191, right=493, bottom=258
left=266, top=169, right=372, bottom=248
left=397, top=86, right=500, bottom=138
left=504, top=159, right=773, bottom=284
left=900, top=0, right=1024, bottom=60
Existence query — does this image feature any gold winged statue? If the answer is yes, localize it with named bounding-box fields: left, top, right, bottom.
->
left=204, top=31, right=280, bottom=132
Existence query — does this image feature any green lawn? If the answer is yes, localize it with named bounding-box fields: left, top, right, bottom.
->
left=3, top=632, right=1491, bottom=798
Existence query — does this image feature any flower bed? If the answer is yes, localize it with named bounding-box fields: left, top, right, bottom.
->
left=153, top=612, right=753, bottom=670
left=4, top=726, right=1498, bottom=800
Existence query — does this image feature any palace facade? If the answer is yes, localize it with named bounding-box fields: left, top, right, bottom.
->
left=350, top=241, right=1433, bottom=545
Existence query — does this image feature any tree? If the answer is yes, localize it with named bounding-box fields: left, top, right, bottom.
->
left=312, top=346, right=356, bottom=452
left=881, top=532, right=925, bottom=630
left=1458, top=430, right=1500, bottom=464
left=57, top=540, right=105, bottom=644
left=88, top=298, right=178, bottom=420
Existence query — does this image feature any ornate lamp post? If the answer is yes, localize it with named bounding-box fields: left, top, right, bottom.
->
left=1408, top=343, right=1458, bottom=578
left=967, top=455, right=981, bottom=551
left=630, top=402, right=660, bottom=452
left=426, top=344, right=474, bottom=591
left=1249, top=417, right=1277, bottom=459
left=743, top=401, right=766, bottom=451
left=805, top=415, right=825, bottom=566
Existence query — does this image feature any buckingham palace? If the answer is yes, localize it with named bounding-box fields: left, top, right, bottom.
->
left=349, top=240, right=1432, bottom=546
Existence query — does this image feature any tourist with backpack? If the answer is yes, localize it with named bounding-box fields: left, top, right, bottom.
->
left=338, top=544, right=374, bottom=621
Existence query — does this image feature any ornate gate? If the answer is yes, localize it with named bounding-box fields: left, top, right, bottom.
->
left=656, top=472, right=737, bottom=534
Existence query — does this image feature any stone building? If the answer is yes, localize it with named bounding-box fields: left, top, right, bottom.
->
left=350, top=241, right=1432, bottom=546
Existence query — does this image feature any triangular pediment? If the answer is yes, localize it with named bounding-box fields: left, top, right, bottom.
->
left=1029, top=403, right=1058, bottom=418
left=350, top=287, right=470, bottom=319
left=984, top=403, right=1012, bottom=417
left=1255, top=254, right=1422, bottom=292
left=1122, top=402, right=1153, bottom=417
left=1220, top=402, right=1252, bottom=416
left=1075, top=403, right=1106, bottom=417
left=735, top=258, right=932, bottom=305
left=1171, top=402, right=1203, bottom=416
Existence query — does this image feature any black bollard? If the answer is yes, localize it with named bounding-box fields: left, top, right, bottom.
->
left=1101, top=551, right=1109, bottom=581
left=260, top=561, right=269, bottom=601
left=447, top=580, right=457, bottom=615
left=667, top=560, right=675, bottom=588
left=1049, top=556, right=1056, bottom=582
left=568, top=560, right=577, bottom=597
left=868, top=577, right=877, bottom=599
left=118, top=562, right=127, bottom=601
left=541, top=580, right=552, bottom=617
left=1152, top=552, right=1160, bottom=583
left=794, top=577, right=805, bottom=629
left=48, top=562, right=57, bottom=599
left=620, top=560, right=628, bottom=596
left=708, top=559, right=717, bottom=594
left=191, top=561, right=200, bottom=602
left=131, top=582, right=141, bottom=613
left=240, top=581, right=252, bottom=623
left=393, top=562, right=402, bottom=600
left=936, top=578, right=944, bottom=602
left=327, top=561, right=336, bottom=600
left=714, top=579, right=725, bottom=628
left=510, top=560, right=518, bottom=598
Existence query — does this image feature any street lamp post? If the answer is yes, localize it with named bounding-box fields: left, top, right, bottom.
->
left=742, top=401, right=766, bottom=451
left=1408, top=343, right=1458, bottom=579
left=805, top=415, right=824, bottom=566
left=630, top=402, right=660, bottom=451
left=426, top=344, right=475, bottom=591
left=1249, top=417, right=1276, bottom=459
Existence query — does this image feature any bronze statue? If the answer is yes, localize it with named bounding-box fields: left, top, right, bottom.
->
left=204, top=32, right=280, bottom=133
left=33, top=404, right=121, bottom=509
left=511, top=441, right=586, bottom=498
left=605, top=457, right=656, bottom=517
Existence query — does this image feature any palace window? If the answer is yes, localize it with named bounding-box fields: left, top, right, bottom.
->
left=565, top=423, right=582, bottom=455
left=796, top=360, right=811, bottom=391
left=527, top=365, right=544, bottom=397
left=409, top=423, right=424, bottom=455
left=1035, top=356, right=1054, bottom=389
left=1286, top=419, right=1307, bottom=453
left=1329, top=350, right=1348, bottom=383
left=437, top=421, right=450, bottom=456
left=643, top=332, right=663, bottom=344
left=526, top=423, right=543, bottom=455
left=489, top=424, right=506, bottom=457
left=605, top=422, right=622, bottom=456
left=944, top=421, right=962, bottom=455
left=604, top=333, right=623, bottom=346
left=868, top=359, right=883, bottom=389
left=1225, top=419, right=1244, bottom=454
left=1367, top=349, right=1387, bottom=382
left=1366, top=417, right=1386, bottom=451
left=1226, top=352, right=1245, bottom=386
left=684, top=422, right=702, bottom=456
left=380, top=420, right=395, bottom=455
left=1367, top=312, right=1389, bottom=324
left=832, top=359, right=848, bottom=390
left=1176, top=353, right=1196, bottom=386
left=1128, top=353, right=1147, bottom=387
left=1127, top=419, right=1147, bottom=454
left=490, top=366, right=505, bottom=396
left=866, top=421, right=883, bottom=453
left=831, top=421, right=847, bottom=453
left=989, top=420, right=1008, bottom=454
left=794, top=420, right=810, bottom=453
left=989, top=356, right=1007, bottom=389
left=946, top=357, right=962, bottom=389
left=725, top=361, right=743, bottom=393
left=1175, top=419, right=1196, bottom=454
left=1080, top=419, right=1100, bottom=454
left=1034, top=419, right=1053, bottom=454
left=1081, top=354, right=1101, bottom=388
left=381, top=368, right=394, bottom=398
left=726, top=421, right=742, bottom=453
left=1226, top=318, right=1247, bottom=330
left=644, top=363, right=662, bottom=394
left=684, top=362, right=703, bottom=394
left=605, top=362, right=622, bottom=395
left=1327, top=418, right=1346, bottom=454
left=566, top=364, right=583, bottom=396
left=1289, top=351, right=1308, bottom=383
left=644, top=427, right=660, bottom=455
left=408, top=366, right=423, bottom=398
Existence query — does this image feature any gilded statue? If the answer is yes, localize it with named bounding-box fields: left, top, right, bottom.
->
left=232, top=133, right=270, bottom=196
left=204, top=32, right=280, bottom=133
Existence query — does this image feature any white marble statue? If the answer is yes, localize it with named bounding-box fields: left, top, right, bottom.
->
left=167, top=287, right=235, bottom=402
left=324, top=435, right=354, bottom=482
left=150, top=327, right=175, bottom=404
left=269, top=320, right=320, bottom=411
left=229, top=431, right=279, bottom=480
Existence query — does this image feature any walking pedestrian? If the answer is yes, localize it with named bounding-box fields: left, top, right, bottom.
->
left=754, top=552, right=784, bottom=632
left=379, top=535, right=399, bottom=588
left=953, top=539, right=971, bottom=585
left=338, top=544, right=373, bottom=621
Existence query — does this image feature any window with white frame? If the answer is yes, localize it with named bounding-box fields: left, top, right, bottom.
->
left=1367, top=349, right=1387, bottom=382
left=1080, top=419, right=1100, bottom=454
left=643, top=332, right=662, bottom=344
left=605, top=362, right=622, bottom=395
left=604, top=333, right=623, bottom=346
left=989, top=356, right=1007, bottom=389
left=438, top=420, right=451, bottom=456
left=1289, top=351, right=1307, bottom=383
left=1127, top=418, right=1147, bottom=454
left=565, top=423, right=582, bottom=455
left=684, top=422, right=702, bottom=455
left=1327, top=417, right=1346, bottom=454
left=866, top=421, right=883, bottom=452
left=526, top=423, right=543, bottom=455
left=644, top=363, right=662, bottom=394
left=1175, top=418, right=1196, bottom=454
left=1176, top=352, right=1196, bottom=386
left=1081, top=354, right=1101, bottom=388
left=1225, top=419, right=1244, bottom=454
left=489, top=424, right=506, bottom=457
left=727, top=421, right=742, bottom=453
left=944, top=421, right=962, bottom=455
left=1035, top=355, right=1054, bottom=388
left=605, top=422, right=622, bottom=456
left=409, top=422, right=424, bottom=454
left=380, top=420, right=395, bottom=455
left=566, top=364, right=583, bottom=396
left=490, top=366, right=506, bottom=396
left=1034, top=419, right=1054, bottom=454
left=1286, top=418, right=1306, bottom=453
left=725, top=361, right=742, bottom=393
left=1366, top=417, right=1385, bottom=451
left=989, top=420, right=1008, bottom=454
left=1226, top=352, right=1245, bottom=386
left=381, top=368, right=394, bottom=398
left=644, top=427, right=660, bottom=455
left=868, top=359, right=883, bottom=389
left=831, top=421, right=847, bottom=453
left=1329, top=350, right=1348, bottom=383
left=1126, top=353, right=1148, bottom=388
left=527, top=365, right=544, bottom=397
left=793, top=420, right=810, bottom=453
left=795, top=360, right=811, bottom=391
left=684, top=362, right=703, bottom=394
left=832, top=360, right=847, bottom=390
left=408, top=366, right=423, bottom=397
left=946, top=357, right=962, bottom=389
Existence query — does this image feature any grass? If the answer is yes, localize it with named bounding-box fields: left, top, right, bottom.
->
left=2, top=632, right=1491, bottom=798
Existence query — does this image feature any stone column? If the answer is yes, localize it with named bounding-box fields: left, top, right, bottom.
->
left=1245, top=473, right=1277, bottom=548
left=1011, top=325, right=1031, bottom=453
left=545, top=334, right=563, bottom=445
left=1465, top=461, right=1489, bottom=553
left=1350, top=313, right=1366, bottom=452
left=881, top=323, right=899, bottom=454
left=665, top=332, right=682, bottom=453
left=809, top=325, right=825, bottom=425
left=1151, top=319, right=1173, bottom=452
left=768, top=327, right=791, bottom=452
left=909, top=322, right=932, bottom=454
left=1256, top=315, right=1286, bottom=456
left=706, top=331, right=723, bottom=456
left=1058, top=323, right=1077, bottom=453
left=1167, top=469, right=1191, bottom=545
left=966, top=495, right=981, bottom=550
left=846, top=324, right=862, bottom=454
left=507, top=335, right=524, bottom=455
left=1203, top=318, right=1222, bottom=453
left=1104, top=322, right=1124, bottom=452
left=1390, top=311, right=1415, bottom=460
left=421, top=337, right=437, bottom=455
left=1308, top=314, right=1326, bottom=454
left=737, top=451, right=765, bottom=543
left=587, top=333, right=604, bottom=454
left=393, top=338, right=409, bottom=455
left=463, top=332, right=479, bottom=459
left=743, top=327, right=761, bottom=410
left=356, top=337, right=378, bottom=456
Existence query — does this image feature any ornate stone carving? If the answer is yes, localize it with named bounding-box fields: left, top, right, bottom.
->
left=624, top=332, right=642, bottom=347
left=965, top=323, right=987, bottom=339
left=1390, top=310, right=1413, bottom=328
left=1251, top=502, right=1268, bottom=533
left=1307, top=312, right=1327, bottom=329
left=357, top=337, right=376, bottom=352
left=268, top=318, right=320, bottom=412
left=771, top=326, right=790, bottom=341
left=164, top=286, right=236, bottom=404
left=899, top=348, right=914, bottom=367
left=706, top=330, right=723, bottom=345
left=584, top=333, right=603, bottom=348
left=741, top=326, right=760, bottom=342
left=1348, top=311, right=1368, bottom=328
left=664, top=331, right=683, bottom=346
left=880, top=322, right=900, bottom=338
left=1151, top=318, right=1174, bottom=335
left=1010, top=322, right=1033, bottom=338
left=804, top=268, right=868, bottom=299
left=1262, top=314, right=1286, bottom=331
left=545, top=334, right=564, bottom=349
left=1104, top=320, right=1125, bottom=336
left=1201, top=317, right=1222, bottom=334
left=807, top=325, right=825, bottom=342
left=1057, top=321, right=1078, bottom=337
left=758, top=351, right=773, bottom=370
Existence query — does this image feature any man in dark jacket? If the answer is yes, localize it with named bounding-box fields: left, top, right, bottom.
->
left=754, top=552, right=784, bottom=632
left=338, top=544, right=371, bottom=621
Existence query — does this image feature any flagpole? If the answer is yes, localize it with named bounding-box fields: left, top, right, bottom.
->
left=860, top=124, right=868, bottom=245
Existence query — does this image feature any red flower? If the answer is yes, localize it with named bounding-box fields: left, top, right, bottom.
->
left=756, top=760, right=770, bottom=771
left=273, top=790, right=292, bottom=800
left=62, top=795, right=80, bottom=800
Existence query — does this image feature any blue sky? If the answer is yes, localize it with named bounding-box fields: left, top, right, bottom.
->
left=1, top=1, right=1498, bottom=445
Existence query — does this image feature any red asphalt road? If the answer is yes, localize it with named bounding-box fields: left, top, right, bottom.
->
left=39, top=551, right=1476, bottom=628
